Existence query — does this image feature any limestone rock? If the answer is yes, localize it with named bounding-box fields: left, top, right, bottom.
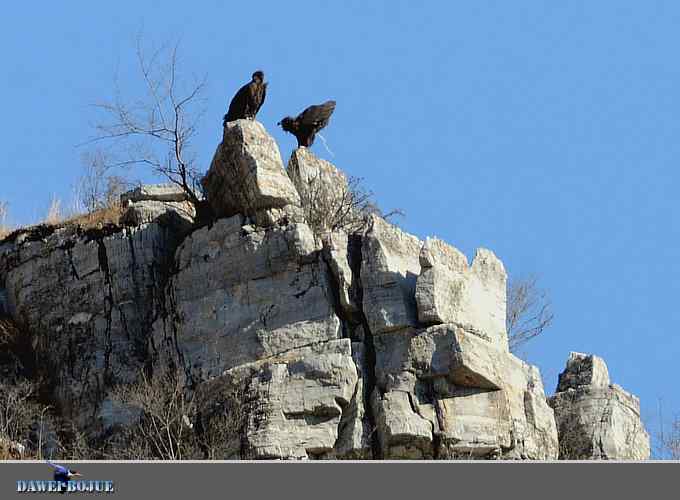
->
left=153, top=215, right=340, bottom=378
left=121, top=200, right=195, bottom=228
left=415, top=238, right=508, bottom=350
left=287, top=148, right=351, bottom=233
left=202, top=120, right=302, bottom=225
left=373, top=389, right=435, bottom=459
left=321, top=231, right=361, bottom=317
left=373, top=324, right=558, bottom=459
left=361, top=216, right=422, bottom=335
left=556, top=351, right=610, bottom=392
left=204, top=339, right=360, bottom=460
left=549, top=353, right=650, bottom=460
left=120, top=183, right=189, bottom=203
left=332, top=341, right=373, bottom=459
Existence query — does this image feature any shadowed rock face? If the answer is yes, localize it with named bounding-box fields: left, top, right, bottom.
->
left=549, top=353, right=650, bottom=460
left=0, top=219, right=184, bottom=430
left=0, top=120, right=650, bottom=460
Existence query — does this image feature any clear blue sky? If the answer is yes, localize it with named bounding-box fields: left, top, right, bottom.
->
left=1, top=1, right=678, bottom=451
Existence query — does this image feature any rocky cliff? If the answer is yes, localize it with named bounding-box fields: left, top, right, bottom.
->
left=0, top=120, right=650, bottom=460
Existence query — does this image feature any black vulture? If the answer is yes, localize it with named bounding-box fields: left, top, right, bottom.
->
left=278, top=100, right=336, bottom=148
left=223, top=71, right=267, bottom=126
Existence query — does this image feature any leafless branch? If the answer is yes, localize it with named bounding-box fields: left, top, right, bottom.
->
left=507, top=275, right=554, bottom=352
left=83, top=36, right=208, bottom=214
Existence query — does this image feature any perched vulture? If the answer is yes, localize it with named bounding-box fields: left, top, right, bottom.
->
left=223, top=71, right=267, bottom=126
left=278, top=100, right=336, bottom=148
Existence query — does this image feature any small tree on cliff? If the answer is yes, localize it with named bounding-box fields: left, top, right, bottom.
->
left=506, top=275, right=554, bottom=352
left=83, top=35, right=208, bottom=217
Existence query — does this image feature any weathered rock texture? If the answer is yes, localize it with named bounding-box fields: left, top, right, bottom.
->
left=549, top=352, right=650, bottom=460
left=0, top=120, right=650, bottom=461
left=361, top=215, right=422, bottom=336
left=120, top=183, right=195, bottom=228
left=372, top=325, right=558, bottom=459
left=0, top=217, right=184, bottom=430
left=202, top=119, right=302, bottom=227
left=416, top=238, right=508, bottom=351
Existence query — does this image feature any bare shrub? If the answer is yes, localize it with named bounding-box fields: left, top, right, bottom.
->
left=193, top=380, right=255, bottom=460
left=104, top=365, right=254, bottom=460
left=77, top=150, right=131, bottom=214
left=657, top=410, right=680, bottom=460
left=506, top=275, right=554, bottom=352
left=0, top=380, right=36, bottom=444
left=297, top=173, right=404, bottom=239
left=0, top=379, right=55, bottom=459
left=84, top=35, right=208, bottom=217
left=44, top=196, right=62, bottom=225
left=108, top=368, right=200, bottom=460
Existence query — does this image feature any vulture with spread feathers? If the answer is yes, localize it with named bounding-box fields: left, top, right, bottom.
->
left=278, top=100, right=336, bottom=148
left=223, top=71, right=267, bottom=126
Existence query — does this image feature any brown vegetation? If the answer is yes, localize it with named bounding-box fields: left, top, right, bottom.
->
left=105, top=366, right=251, bottom=460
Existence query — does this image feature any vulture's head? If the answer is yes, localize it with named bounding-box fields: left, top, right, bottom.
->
left=278, top=117, right=296, bottom=133
left=252, top=71, right=265, bottom=84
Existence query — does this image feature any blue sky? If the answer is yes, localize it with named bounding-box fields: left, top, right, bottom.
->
left=1, top=1, right=678, bottom=451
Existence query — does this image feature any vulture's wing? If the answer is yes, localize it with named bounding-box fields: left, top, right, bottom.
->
left=225, top=83, right=251, bottom=122
left=299, top=100, right=336, bottom=128
left=255, top=82, right=267, bottom=114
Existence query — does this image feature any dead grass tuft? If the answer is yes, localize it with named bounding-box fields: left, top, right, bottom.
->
left=60, top=203, right=124, bottom=231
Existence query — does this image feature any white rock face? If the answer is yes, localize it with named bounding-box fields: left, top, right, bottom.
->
left=202, top=120, right=302, bottom=225
left=416, top=238, right=509, bottom=351
left=360, top=215, right=422, bottom=335
left=119, top=183, right=195, bottom=229
left=549, top=353, right=650, bottom=460
left=373, top=324, right=558, bottom=459
left=153, top=215, right=340, bottom=378
left=120, top=183, right=189, bottom=203
left=212, top=340, right=363, bottom=459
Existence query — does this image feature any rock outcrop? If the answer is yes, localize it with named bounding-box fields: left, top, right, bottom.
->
left=0, top=119, right=650, bottom=461
left=201, top=119, right=303, bottom=227
left=549, top=352, right=650, bottom=460
left=120, top=183, right=195, bottom=228
left=0, top=218, right=184, bottom=430
left=415, top=239, right=508, bottom=351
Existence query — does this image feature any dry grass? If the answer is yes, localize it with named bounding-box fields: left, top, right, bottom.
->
left=0, top=438, right=26, bottom=459
left=44, top=197, right=62, bottom=225
left=59, top=203, right=123, bottom=231
left=0, top=196, right=124, bottom=245
left=0, top=319, right=21, bottom=350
